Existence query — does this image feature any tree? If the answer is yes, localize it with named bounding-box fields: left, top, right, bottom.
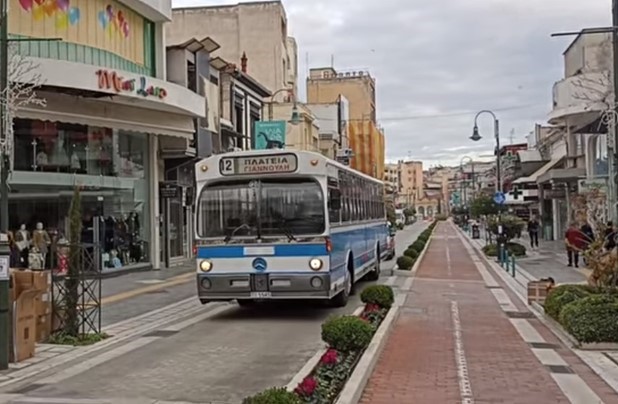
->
left=469, top=194, right=500, bottom=218
left=487, top=215, right=525, bottom=242
left=65, top=186, right=82, bottom=337
left=1, top=43, right=46, bottom=170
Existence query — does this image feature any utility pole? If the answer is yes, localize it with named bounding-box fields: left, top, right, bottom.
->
left=0, top=0, right=9, bottom=371
left=613, top=0, right=618, bottom=220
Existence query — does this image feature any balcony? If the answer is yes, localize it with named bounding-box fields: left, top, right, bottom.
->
left=548, top=72, right=609, bottom=128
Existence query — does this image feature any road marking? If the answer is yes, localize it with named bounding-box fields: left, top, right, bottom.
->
left=551, top=373, right=604, bottom=404
left=531, top=348, right=569, bottom=367
left=100, top=272, right=194, bottom=306
left=36, top=304, right=234, bottom=385
left=450, top=301, right=474, bottom=404
left=509, top=319, right=546, bottom=344
left=490, top=289, right=518, bottom=312
left=446, top=241, right=453, bottom=277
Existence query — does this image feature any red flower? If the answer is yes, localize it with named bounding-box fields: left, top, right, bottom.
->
left=365, top=303, right=380, bottom=313
left=320, top=348, right=339, bottom=365
left=294, top=376, right=318, bottom=397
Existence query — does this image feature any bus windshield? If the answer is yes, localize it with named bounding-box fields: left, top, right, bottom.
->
left=197, top=177, right=325, bottom=239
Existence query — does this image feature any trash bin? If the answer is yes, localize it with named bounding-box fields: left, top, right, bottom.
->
left=472, top=224, right=480, bottom=239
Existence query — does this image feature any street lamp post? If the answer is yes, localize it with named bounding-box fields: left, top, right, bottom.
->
left=470, top=110, right=501, bottom=194
left=460, top=156, right=475, bottom=205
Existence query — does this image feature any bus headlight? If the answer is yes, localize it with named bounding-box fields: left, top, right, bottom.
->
left=200, top=260, right=213, bottom=272
left=309, top=258, right=323, bottom=271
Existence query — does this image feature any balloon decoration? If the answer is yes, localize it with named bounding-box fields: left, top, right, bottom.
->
left=18, top=0, right=80, bottom=28
left=98, top=4, right=130, bottom=39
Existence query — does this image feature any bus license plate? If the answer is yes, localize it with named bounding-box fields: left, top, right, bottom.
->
left=251, top=292, right=272, bottom=298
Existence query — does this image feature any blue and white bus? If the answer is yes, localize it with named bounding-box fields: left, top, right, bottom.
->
left=194, top=149, right=389, bottom=307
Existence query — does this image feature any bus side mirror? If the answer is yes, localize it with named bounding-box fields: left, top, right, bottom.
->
left=330, top=189, right=341, bottom=210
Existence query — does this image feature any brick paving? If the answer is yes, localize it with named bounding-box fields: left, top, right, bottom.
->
left=360, top=222, right=609, bottom=404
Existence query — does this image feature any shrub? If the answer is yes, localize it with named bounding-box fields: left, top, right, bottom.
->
left=560, top=294, right=618, bottom=343
left=404, top=248, right=418, bottom=259
left=397, top=223, right=404, bottom=230
left=482, top=242, right=526, bottom=258
left=418, top=234, right=429, bottom=243
left=321, top=315, right=374, bottom=352
left=544, top=285, right=596, bottom=320
left=412, top=240, right=426, bottom=252
left=361, top=285, right=395, bottom=309
left=397, top=256, right=414, bottom=270
left=242, top=387, right=301, bottom=404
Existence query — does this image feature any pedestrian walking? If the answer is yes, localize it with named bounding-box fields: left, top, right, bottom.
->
left=565, top=222, right=585, bottom=268
left=527, top=215, right=540, bottom=249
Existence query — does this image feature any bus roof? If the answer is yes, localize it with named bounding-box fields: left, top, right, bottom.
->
left=195, top=149, right=384, bottom=185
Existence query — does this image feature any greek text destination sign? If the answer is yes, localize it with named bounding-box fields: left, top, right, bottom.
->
left=220, top=153, right=298, bottom=176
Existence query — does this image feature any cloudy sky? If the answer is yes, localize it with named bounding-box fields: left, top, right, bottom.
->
left=172, top=0, right=610, bottom=167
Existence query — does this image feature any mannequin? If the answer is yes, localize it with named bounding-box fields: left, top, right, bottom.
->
left=32, top=222, right=51, bottom=268
left=51, top=135, right=69, bottom=166
left=14, top=224, right=30, bottom=268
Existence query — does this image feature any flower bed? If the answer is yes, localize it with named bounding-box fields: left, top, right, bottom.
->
left=397, top=220, right=437, bottom=270
left=242, top=285, right=395, bottom=404
left=544, top=284, right=618, bottom=344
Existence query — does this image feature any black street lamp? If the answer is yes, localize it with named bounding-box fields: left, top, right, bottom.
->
left=471, top=110, right=501, bottom=194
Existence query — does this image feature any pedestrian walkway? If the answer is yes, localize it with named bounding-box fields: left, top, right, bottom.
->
left=360, top=222, right=617, bottom=404
left=469, top=227, right=589, bottom=285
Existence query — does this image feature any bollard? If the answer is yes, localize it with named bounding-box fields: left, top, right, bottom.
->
left=0, top=233, right=9, bottom=370
left=511, top=254, right=516, bottom=277
left=504, top=251, right=510, bottom=270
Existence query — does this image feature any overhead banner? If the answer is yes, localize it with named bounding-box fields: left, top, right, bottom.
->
left=254, top=120, right=286, bottom=150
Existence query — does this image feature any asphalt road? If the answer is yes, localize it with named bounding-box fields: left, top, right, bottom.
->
left=20, top=222, right=428, bottom=404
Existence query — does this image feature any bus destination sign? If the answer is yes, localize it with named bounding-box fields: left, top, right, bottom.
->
left=220, top=154, right=298, bottom=175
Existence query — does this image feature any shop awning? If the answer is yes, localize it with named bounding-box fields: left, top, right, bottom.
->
left=17, top=91, right=195, bottom=139
left=512, top=151, right=567, bottom=184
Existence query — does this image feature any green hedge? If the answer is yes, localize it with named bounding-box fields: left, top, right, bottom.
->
left=321, top=315, right=374, bottom=352
left=560, top=294, right=618, bottom=343
left=397, top=256, right=415, bottom=270
left=361, top=285, right=395, bottom=309
left=404, top=248, right=418, bottom=259
left=544, top=285, right=596, bottom=320
left=482, top=242, right=527, bottom=258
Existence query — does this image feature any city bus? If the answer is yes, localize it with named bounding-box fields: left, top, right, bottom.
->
left=194, top=149, right=389, bottom=307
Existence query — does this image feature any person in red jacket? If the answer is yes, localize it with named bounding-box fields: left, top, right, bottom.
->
left=565, top=222, right=586, bottom=268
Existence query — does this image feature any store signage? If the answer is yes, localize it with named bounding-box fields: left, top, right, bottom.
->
left=220, top=153, right=298, bottom=176
left=159, top=182, right=179, bottom=199
left=96, top=69, right=167, bottom=99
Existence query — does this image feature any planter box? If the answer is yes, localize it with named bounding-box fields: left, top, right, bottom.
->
left=527, top=280, right=553, bottom=305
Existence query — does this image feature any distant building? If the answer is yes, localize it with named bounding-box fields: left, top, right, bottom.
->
left=306, top=67, right=384, bottom=178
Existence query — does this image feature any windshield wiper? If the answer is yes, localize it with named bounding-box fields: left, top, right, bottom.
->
left=275, top=219, right=296, bottom=242
left=224, top=223, right=251, bottom=243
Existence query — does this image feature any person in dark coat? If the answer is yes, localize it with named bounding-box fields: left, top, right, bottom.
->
left=527, top=216, right=540, bottom=249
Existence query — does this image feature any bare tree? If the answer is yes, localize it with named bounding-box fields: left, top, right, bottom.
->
left=0, top=43, right=46, bottom=168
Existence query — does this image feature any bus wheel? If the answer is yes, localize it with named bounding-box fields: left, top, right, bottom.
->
left=366, top=252, right=381, bottom=281
left=330, top=271, right=351, bottom=307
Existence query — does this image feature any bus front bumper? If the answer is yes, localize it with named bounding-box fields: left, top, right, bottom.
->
left=196, top=272, right=334, bottom=301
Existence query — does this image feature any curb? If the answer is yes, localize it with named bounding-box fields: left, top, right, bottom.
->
left=335, top=305, right=401, bottom=404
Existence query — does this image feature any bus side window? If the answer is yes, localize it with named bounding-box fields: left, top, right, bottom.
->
left=328, top=187, right=341, bottom=224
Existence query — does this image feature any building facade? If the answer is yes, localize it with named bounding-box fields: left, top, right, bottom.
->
left=167, top=1, right=298, bottom=99
left=270, top=103, right=320, bottom=152
left=7, top=0, right=205, bottom=272
left=306, top=67, right=384, bottom=179
left=307, top=96, right=350, bottom=160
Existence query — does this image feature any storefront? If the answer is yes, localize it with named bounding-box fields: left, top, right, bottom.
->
left=8, top=67, right=205, bottom=272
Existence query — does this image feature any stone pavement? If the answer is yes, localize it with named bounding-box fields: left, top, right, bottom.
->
left=469, top=226, right=589, bottom=285
left=360, top=222, right=617, bottom=404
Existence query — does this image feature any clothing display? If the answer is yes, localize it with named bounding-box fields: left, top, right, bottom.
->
left=102, top=213, right=144, bottom=268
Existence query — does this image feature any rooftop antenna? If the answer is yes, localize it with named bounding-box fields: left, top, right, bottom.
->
left=331, top=54, right=334, bottom=68
left=509, top=129, right=515, bottom=144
